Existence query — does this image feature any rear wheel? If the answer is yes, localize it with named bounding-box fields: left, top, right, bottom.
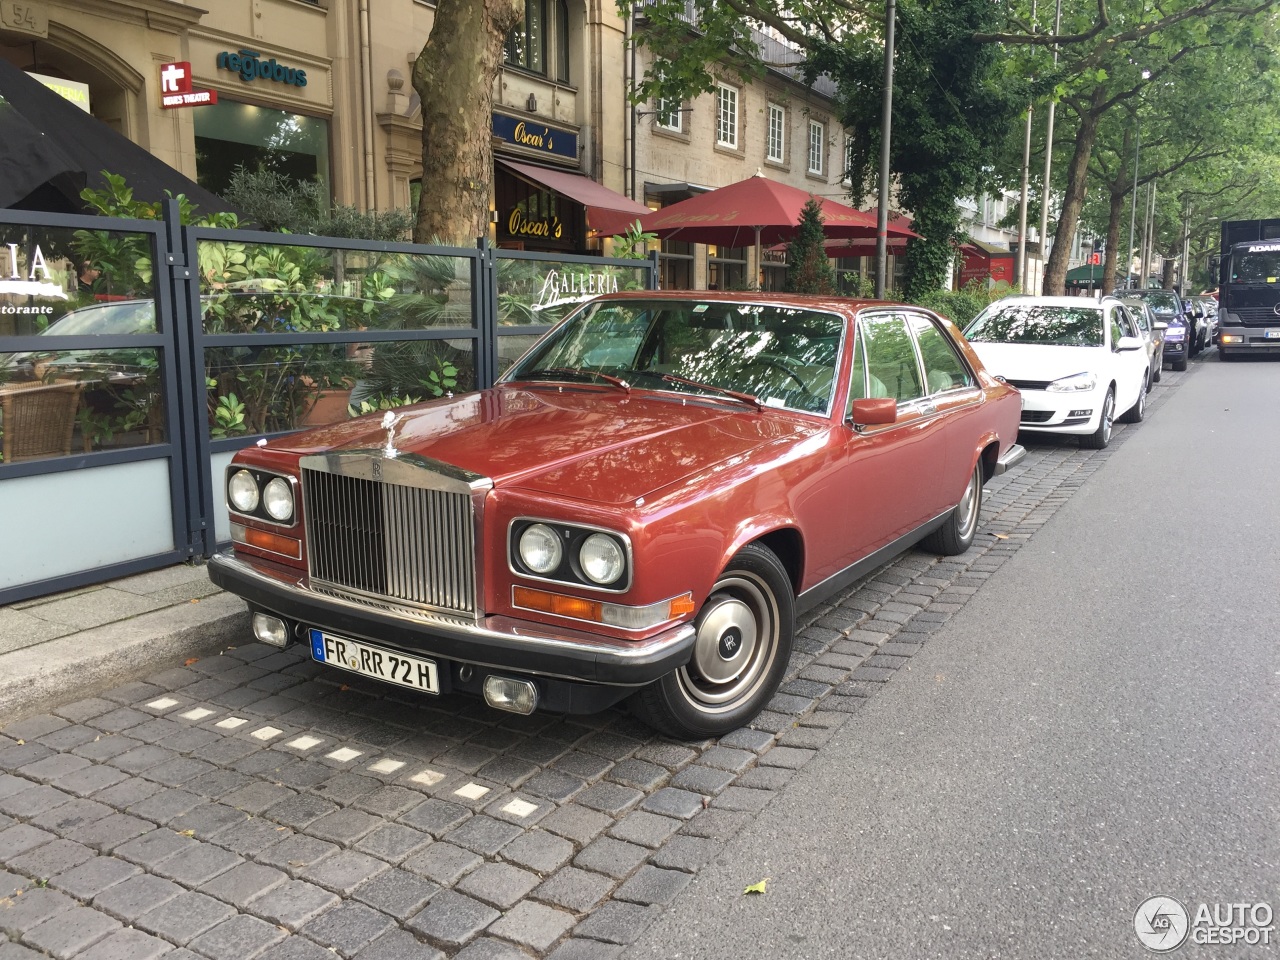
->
left=1081, top=387, right=1115, bottom=449
left=629, top=543, right=793, bottom=739
left=922, top=463, right=982, bottom=555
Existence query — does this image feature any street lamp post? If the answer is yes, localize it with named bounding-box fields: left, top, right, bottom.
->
left=1126, top=125, right=1140, bottom=289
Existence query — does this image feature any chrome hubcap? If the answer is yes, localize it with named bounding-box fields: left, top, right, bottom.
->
left=1102, top=393, right=1114, bottom=440
left=956, top=468, right=980, bottom=540
left=679, top=573, right=778, bottom=709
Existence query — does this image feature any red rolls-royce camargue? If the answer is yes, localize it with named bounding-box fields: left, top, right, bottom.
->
left=208, top=293, right=1024, bottom=738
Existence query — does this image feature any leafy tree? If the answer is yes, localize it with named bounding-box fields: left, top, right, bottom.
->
left=412, top=0, right=523, bottom=245
left=785, top=198, right=836, bottom=294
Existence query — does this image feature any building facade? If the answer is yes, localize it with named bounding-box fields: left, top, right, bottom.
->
left=1, top=1, right=874, bottom=286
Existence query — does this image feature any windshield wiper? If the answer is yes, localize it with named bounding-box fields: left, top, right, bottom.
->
left=514, top=368, right=630, bottom=392
left=660, top=373, right=762, bottom=409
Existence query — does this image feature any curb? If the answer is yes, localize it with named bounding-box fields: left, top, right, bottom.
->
left=0, top=592, right=249, bottom=721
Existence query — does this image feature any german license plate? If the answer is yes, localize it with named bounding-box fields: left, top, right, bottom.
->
left=309, top=629, right=439, bottom=693
left=1265, top=329, right=1280, bottom=339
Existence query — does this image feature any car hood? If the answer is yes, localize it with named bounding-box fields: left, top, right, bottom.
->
left=967, top=342, right=1110, bottom=383
left=267, top=385, right=819, bottom=505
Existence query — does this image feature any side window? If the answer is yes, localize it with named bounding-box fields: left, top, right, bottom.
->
left=906, top=313, right=973, bottom=394
left=1108, top=309, right=1125, bottom=348
left=861, top=313, right=924, bottom=403
left=1130, top=306, right=1150, bottom=334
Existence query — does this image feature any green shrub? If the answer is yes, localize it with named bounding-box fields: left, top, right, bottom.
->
left=910, top=282, right=1015, bottom=329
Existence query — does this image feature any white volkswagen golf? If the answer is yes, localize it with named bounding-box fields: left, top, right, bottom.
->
left=964, top=296, right=1151, bottom=449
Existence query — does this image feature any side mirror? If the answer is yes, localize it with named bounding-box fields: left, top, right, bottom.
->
left=1116, top=335, right=1144, bottom=352
left=850, top=397, right=897, bottom=427
left=1153, top=321, right=1168, bottom=331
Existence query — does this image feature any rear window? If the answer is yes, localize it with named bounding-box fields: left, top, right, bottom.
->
left=1131, top=291, right=1179, bottom=314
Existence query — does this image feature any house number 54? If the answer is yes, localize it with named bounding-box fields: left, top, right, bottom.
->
left=1, top=2, right=49, bottom=38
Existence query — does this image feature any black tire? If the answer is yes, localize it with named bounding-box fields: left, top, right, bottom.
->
left=922, top=462, right=982, bottom=556
left=1220, top=349, right=1236, bottom=362
left=629, top=543, right=794, bottom=739
left=1080, top=387, right=1115, bottom=449
left=1172, top=355, right=1188, bottom=372
left=1153, top=363, right=1162, bottom=383
left=1119, top=380, right=1146, bottom=423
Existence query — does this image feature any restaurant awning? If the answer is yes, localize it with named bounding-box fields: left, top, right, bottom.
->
left=1064, top=264, right=1117, bottom=288
left=496, top=158, right=650, bottom=238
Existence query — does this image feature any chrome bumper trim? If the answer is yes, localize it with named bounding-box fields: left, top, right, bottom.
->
left=994, top=443, right=1027, bottom=476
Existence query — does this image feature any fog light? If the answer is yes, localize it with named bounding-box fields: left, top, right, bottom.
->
left=483, top=676, right=538, bottom=715
left=252, top=613, right=289, bottom=648
left=1221, top=334, right=1243, bottom=344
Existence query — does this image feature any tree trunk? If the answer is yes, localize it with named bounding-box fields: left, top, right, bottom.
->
left=1100, top=188, right=1126, bottom=296
left=412, top=0, right=523, bottom=246
left=1043, top=89, right=1104, bottom=296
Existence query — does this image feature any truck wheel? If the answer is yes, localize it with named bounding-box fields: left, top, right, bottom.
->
left=629, top=543, right=793, bottom=739
left=1220, top=349, right=1236, bottom=362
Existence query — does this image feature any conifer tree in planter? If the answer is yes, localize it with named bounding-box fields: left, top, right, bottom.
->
left=784, top=198, right=836, bottom=295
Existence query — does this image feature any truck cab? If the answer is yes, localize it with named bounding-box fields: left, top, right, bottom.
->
left=1217, top=219, right=1280, bottom=359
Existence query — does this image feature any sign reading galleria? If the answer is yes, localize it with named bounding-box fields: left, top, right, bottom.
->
left=217, top=49, right=308, bottom=87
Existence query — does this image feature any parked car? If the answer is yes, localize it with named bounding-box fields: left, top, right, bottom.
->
left=208, top=292, right=1025, bottom=737
left=1188, top=295, right=1218, bottom=347
left=1126, top=289, right=1194, bottom=370
left=1118, top=297, right=1168, bottom=385
left=963, top=295, right=1151, bottom=450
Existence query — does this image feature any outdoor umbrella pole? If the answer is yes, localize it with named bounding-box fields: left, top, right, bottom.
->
left=755, top=225, right=763, bottom=291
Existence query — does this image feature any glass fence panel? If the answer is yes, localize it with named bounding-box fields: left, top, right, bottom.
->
left=0, top=225, right=159, bottom=338
left=197, top=241, right=480, bottom=334
left=495, top=257, right=649, bottom=328
left=0, top=347, right=165, bottom=463
left=205, top=338, right=477, bottom=433
left=496, top=333, right=544, bottom=376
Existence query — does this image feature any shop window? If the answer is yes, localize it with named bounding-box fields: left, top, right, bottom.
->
left=194, top=101, right=330, bottom=197
left=716, top=84, right=738, bottom=149
left=505, top=0, right=570, bottom=83
left=808, top=120, right=825, bottom=176
left=767, top=104, right=785, bottom=163
left=707, top=245, right=746, bottom=290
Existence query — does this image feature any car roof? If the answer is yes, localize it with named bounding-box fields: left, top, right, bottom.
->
left=991, top=295, right=1107, bottom=308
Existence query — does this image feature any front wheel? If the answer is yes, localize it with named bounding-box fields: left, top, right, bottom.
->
left=1172, top=355, right=1188, bottom=372
left=1220, top=349, right=1236, bottom=362
left=1081, top=387, right=1115, bottom=449
left=922, top=462, right=982, bottom=555
left=1119, top=380, right=1146, bottom=423
left=629, top=543, right=794, bottom=739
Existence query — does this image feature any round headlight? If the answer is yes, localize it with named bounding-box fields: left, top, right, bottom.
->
left=580, top=533, right=625, bottom=585
left=519, top=524, right=562, bottom=574
left=228, top=469, right=259, bottom=513
left=263, top=477, right=294, bottom=522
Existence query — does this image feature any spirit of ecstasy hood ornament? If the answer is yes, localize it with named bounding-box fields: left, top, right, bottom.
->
left=380, top=410, right=405, bottom=459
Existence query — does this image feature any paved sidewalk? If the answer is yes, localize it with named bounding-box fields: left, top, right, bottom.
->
left=0, top=566, right=248, bottom=721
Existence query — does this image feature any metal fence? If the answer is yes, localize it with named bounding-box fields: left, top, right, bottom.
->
left=0, top=202, right=657, bottom=604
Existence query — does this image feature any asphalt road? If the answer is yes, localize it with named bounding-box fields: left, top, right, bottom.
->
left=625, top=352, right=1280, bottom=960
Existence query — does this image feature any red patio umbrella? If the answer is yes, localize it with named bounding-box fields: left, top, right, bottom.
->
left=638, top=174, right=916, bottom=279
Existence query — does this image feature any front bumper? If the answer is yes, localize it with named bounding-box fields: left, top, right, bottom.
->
left=994, top=444, right=1026, bottom=475
left=208, top=552, right=696, bottom=687
left=1015, top=388, right=1104, bottom=436
left=1162, top=337, right=1189, bottom=361
left=1217, top=325, right=1280, bottom=354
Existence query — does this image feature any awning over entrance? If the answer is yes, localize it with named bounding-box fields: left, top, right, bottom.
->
left=1064, top=264, right=1117, bottom=289
left=496, top=159, right=650, bottom=238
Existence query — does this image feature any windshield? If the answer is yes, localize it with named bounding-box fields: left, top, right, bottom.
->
left=1129, top=291, right=1179, bottom=315
left=1230, top=251, right=1280, bottom=284
left=964, top=303, right=1104, bottom=346
left=38, top=300, right=157, bottom=336
left=504, top=299, right=845, bottom=414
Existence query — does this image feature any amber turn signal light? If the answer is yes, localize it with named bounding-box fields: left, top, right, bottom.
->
left=231, top=522, right=301, bottom=560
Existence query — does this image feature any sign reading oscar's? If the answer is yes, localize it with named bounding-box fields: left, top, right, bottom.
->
left=508, top=209, right=563, bottom=241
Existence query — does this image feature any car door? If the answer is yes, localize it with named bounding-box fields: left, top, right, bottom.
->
left=905, top=310, right=986, bottom=511
left=835, top=310, right=953, bottom=559
left=1108, top=305, right=1145, bottom=412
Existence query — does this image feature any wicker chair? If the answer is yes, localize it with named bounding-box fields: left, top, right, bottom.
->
left=0, top=380, right=85, bottom=462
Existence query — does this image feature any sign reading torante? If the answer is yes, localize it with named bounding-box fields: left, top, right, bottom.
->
left=492, top=113, right=577, bottom=162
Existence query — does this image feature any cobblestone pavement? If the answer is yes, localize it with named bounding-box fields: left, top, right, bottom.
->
left=0, top=362, right=1198, bottom=959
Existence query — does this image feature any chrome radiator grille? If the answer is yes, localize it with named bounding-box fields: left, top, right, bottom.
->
left=302, top=465, right=478, bottom=617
